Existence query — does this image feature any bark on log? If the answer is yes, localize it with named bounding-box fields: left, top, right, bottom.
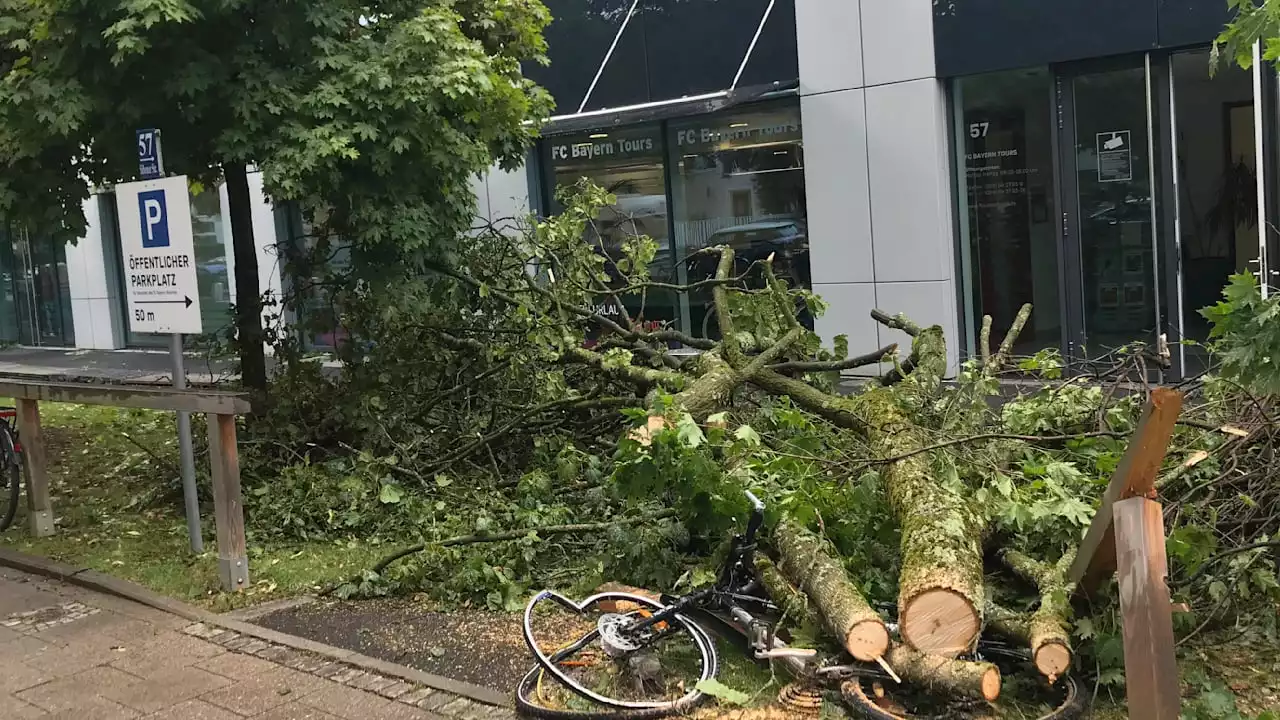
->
left=859, top=326, right=987, bottom=657
left=754, top=555, right=824, bottom=630
left=1001, top=549, right=1075, bottom=682
left=773, top=520, right=888, bottom=661
left=881, top=643, right=1001, bottom=702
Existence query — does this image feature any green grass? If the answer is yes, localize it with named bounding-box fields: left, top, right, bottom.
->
left=0, top=401, right=381, bottom=612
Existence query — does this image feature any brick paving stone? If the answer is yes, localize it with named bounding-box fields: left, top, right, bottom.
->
left=100, top=665, right=232, bottom=714
left=251, top=703, right=343, bottom=720
left=0, top=660, right=54, bottom=694
left=399, top=688, right=436, bottom=706
left=42, top=695, right=140, bottom=720
left=109, top=632, right=224, bottom=677
left=295, top=681, right=395, bottom=718
left=377, top=681, right=414, bottom=700
left=434, top=697, right=477, bottom=718
left=200, top=667, right=326, bottom=717
left=6, top=695, right=50, bottom=719
left=195, top=650, right=281, bottom=681
left=414, top=689, right=459, bottom=713
left=17, top=665, right=140, bottom=712
left=377, top=702, right=449, bottom=720
left=140, top=698, right=243, bottom=720
left=24, top=634, right=128, bottom=677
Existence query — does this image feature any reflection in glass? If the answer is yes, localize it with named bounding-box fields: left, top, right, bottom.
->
left=1073, top=66, right=1157, bottom=354
left=190, top=190, right=234, bottom=337
left=278, top=205, right=351, bottom=351
left=543, top=124, right=679, bottom=336
left=668, top=101, right=809, bottom=339
left=1171, top=51, right=1256, bottom=372
left=955, top=68, right=1060, bottom=359
left=0, top=224, right=74, bottom=347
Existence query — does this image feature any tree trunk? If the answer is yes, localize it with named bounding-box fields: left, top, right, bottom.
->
left=860, top=327, right=986, bottom=657
left=223, top=162, right=267, bottom=394
left=773, top=520, right=888, bottom=662
left=877, top=643, right=1000, bottom=702
left=754, top=555, right=823, bottom=630
left=1001, top=549, right=1075, bottom=682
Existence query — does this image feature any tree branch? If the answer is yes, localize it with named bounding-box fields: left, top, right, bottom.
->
left=769, top=344, right=898, bottom=374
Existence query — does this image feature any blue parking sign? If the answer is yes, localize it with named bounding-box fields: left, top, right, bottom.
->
left=138, top=190, right=170, bottom=248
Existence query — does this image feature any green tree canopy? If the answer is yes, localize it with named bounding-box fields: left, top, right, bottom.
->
left=0, top=0, right=552, bottom=386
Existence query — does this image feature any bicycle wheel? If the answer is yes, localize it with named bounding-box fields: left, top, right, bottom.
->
left=0, top=425, right=21, bottom=532
left=517, top=590, right=719, bottom=719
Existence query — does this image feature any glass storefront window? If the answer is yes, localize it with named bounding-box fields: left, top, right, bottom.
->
left=277, top=205, right=351, bottom=351
left=955, top=68, right=1061, bottom=359
left=542, top=124, right=679, bottom=335
left=668, top=101, right=809, bottom=339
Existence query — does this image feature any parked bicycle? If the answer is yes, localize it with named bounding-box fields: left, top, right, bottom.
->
left=517, top=492, right=1087, bottom=720
left=0, top=407, right=24, bottom=531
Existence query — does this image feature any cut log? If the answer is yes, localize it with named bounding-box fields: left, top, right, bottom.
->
left=773, top=520, right=888, bottom=662
left=859, top=326, right=986, bottom=657
left=754, top=555, right=823, bottom=630
left=841, top=644, right=1000, bottom=706
left=882, top=643, right=1001, bottom=702
left=1000, top=549, right=1076, bottom=683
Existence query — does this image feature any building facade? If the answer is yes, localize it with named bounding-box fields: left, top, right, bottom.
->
left=9, top=1, right=1274, bottom=384
left=514, top=0, right=1273, bottom=379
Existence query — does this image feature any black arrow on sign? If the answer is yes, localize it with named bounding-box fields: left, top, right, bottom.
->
left=136, top=296, right=193, bottom=308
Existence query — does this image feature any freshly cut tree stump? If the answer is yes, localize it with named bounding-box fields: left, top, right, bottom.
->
left=882, top=643, right=1001, bottom=702
left=1001, top=549, right=1076, bottom=682
left=774, top=520, right=888, bottom=662
left=858, top=326, right=986, bottom=657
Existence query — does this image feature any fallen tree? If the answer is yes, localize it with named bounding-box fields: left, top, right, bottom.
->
left=273, top=185, right=1280, bottom=710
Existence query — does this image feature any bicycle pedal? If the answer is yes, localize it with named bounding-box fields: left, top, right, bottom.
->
left=777, top=682, right=823, bottom=714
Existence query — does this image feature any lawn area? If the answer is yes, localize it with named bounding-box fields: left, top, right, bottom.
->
left=0, top=402, right=381, bottom=612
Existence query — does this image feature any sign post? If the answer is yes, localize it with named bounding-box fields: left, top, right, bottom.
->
left=116, top=158, right=206, bottom=554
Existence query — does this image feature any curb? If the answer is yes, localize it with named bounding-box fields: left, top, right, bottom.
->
left=0, top=547, right=512, bottom=709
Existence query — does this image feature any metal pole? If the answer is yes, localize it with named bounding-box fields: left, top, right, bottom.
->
left=172, top=333, right=203, bottom=553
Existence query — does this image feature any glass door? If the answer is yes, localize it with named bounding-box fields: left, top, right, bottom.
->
left=1058, top=57, right=1165, bottom=364
left=11, top=227, right=73, bottom=347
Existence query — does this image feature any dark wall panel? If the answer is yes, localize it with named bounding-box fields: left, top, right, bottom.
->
left=934, top=0, right=1241, bottom=77
left=934, top=0, right=1159, bottom=77
left=530, top=0, right=800, bottom=115
left=1157, top=0, right=1235, bottom=50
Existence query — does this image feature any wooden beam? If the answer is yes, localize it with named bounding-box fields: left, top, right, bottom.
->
left=1069, top=387, right=1183, bottom=595
left=0, top=380, right=250, bottom=415
left=16, top=400, right=52, bottom=537
left=1113, top=497, right=1180, bottom=720
left=208, top=413, right=249, bottom=591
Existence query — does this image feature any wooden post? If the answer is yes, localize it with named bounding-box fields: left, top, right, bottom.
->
left=207, top=413, right=249, bottom=591
left=1070, top=387, right=1183, bottom=595
left=1113, top=497, right=1180, bottom=720
left=17, top=399, right=53, bottom=537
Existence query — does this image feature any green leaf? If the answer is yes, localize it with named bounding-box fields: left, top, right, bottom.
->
left=694, top=679, right=751, bottom=706
left=378, top=484, right=403, bottom=504
left=435, top=474, right=454, bottom=487
left=734, top=425, right=761, bottom=446
left=675, top=414, right=705, bottom=448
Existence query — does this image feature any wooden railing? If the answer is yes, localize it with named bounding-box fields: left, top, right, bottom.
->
left=1069, top=387, right=1183, bottom=720
left=0, top=379, right=252, bottom=592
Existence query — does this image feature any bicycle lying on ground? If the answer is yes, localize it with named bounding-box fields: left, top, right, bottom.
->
left=0, top=407, right=24, bottom=532
left=517, top=492, right=1087, bottom=719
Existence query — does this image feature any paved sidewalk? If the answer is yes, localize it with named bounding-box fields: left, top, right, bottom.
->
left=0, top=567, right=505, bottom=719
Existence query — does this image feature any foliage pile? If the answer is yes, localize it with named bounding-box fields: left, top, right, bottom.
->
left=238, top=182, right=1280, bottom=711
